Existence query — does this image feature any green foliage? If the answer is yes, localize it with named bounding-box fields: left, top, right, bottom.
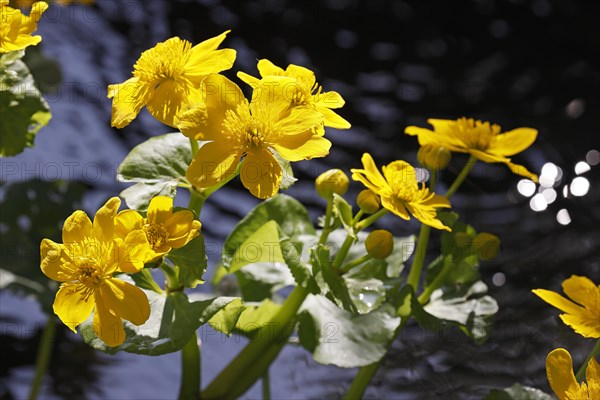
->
left=297, top=294, right=401, bottom=368
left=0, top=51, right=52, bottom=157
left=80, top=287, right=243, bottom=356
left=485, top=383, right=553, bottom=400
left=117, top=133, right=192, bottom=211
left=167, top=235, right=208, bottom=289
left=332, top=193, right=355, bottom=238
left=234, top=299, right=281, bottom=338
left=311, top=244, right=357, bottom=313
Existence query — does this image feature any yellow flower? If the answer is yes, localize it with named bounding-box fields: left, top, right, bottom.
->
left=0, top=1, right=47, bottom=53
left=115, top=196, right=201, bottom=262
left=546, top=348, right=599, bottom=400
left=237, top=59, right=351, bottom=134
left=178, top=74, right=327, bottom=199
left=107, top=31, right=236, bottom=128
left=532, top=275, right=600, bottom=338
left=40, top=197, right=152, bottom=347
left=351, top=153, right=452, bottom=231
left=405, top=117, right=538, bottom=182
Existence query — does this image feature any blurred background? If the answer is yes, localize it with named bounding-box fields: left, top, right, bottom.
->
left=1, top=0, right=599, bottom=398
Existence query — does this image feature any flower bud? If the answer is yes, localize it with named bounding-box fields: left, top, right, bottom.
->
left=472, top=233, right=501, bottom=261
left=417, top=144, right=451, bottom=170
left=356, top=189, right=381, bottom=214
left=365, top=230, right=394, bottom=260
left=454, top=232, right=472, bottom=249
left=315, top=169, right=349, bottom=199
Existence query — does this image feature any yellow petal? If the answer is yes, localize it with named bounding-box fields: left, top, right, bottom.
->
left=250, top=75, right=297, bottom=118
left=186, top=142, right=242, bottom=188
left=381, top=196, right=410, bottom=220
left=559, top=313, right=600, bottom=338
left=587, top=356, right=600, bottom=383
left=406, top=202, right=451, bottom=231
left=532, top=289, right=584, bottom=315
left=240, top=148, right=282, bottom=199
left=237, top=71, right=261, bottom=88
left=256, top=58, right=285, bottom=77
left=53, top=284, right=95, bottom=332
left=118, top=231, right=152, bottom=273
left=93, top=293, right=125, bottom=347
left=145, top=79, right=200, bottom=128
left=98, top=279, right=150, bottom=326
left=185, top=30, right=236, bottom=77
left=272, top=133, right=331, bottom=162
left=317, top=105, right=351, bottom=129
left=382, top=161, right=418, bottom=191
left=562, top=275, right=599, bottom=308
left=314, top=90, right=345, bottom=109
left=92, top=197, right=120, bottom=242
left=489, top=128, right=537, bottom=156
left=505, top=161, right=539, bottom=183
left=114, top=210, right=144, bottom=240
left=147, top=196, right=173, bottom=225
left=40, top=239, right=72, bottom=282
left=107, top=77, right=149, bottom=128
left=546, top=348, right=579, bottom=400
left=278, top=107, right=324, bottom=136
left=360, top=153, right=389, bottom=189
left=164, top=211, right=200, bottom=248
left=285, top=64, right=316, bottom=87
left=62, top=210, right=92, bottom=244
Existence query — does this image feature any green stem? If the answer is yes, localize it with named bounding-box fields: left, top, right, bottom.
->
left=445, top=155, right=476, bottom=198
left=189, top=138, right=199, bottom=157
left=332, top=235, right=355, bottom=270
left=406, top=224, right=431, bottom=290
left=355, top=208, right=389, bottom=232
left=160, top=263, right=181, bottom=293
left=202, top=286, right=308, bottom=399
left=342, top=253, right=373, bottom=273
left=576, top=338, right=600, bottom=382
left=187, top=189, right=206, bottom=217
left=179, top=335, right=201, bottom=400
left=351, top=209, right=365, bottom=226
left=262, top=369, right=271, bottom=400
left=417, top=256, right=449, bottom=304
left=318, top=197, right=334, bottom=245
left=28, top=315, right=57, bottom=400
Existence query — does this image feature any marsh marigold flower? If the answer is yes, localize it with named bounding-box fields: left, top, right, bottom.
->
left=178, top=74, right=327, bottom=199
left=0, top=0, right=47, bottom=53
left=546, top=348, right=599, bottom=400
left=405, top=117, right=538, bottom=182
left=237, top=59, right=351, bottom=134
left=107, top=31, right=236, bottom=128
left=532, top=275, right=600, bottom=338
left=351, top=153, right=452, bottom=231
left=115, top=196, right=201, bottom=262
left=40, top=197, right=152, bottom=347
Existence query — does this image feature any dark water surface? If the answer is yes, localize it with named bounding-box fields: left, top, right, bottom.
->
left=1, top=0, right=599, bottom=399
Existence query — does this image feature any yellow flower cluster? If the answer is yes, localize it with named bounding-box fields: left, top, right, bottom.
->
left=0, top=0, right=47, bottom=53
left=40, top=196, right=200, bottom=346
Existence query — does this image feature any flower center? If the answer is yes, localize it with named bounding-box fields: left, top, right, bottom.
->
left=144, top=223, right=168, bottom=250
left=74, top=258, right=103, bottom=301
left=393, top=183, right=418, bottom=203
left=454, top=117, right=500, bottom=151
left=245, top=127, right=265, bottom=148
left=133, top=37, right=191, bottom=87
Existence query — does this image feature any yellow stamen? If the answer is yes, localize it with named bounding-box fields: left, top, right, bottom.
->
left=143, top=223, right=168, bottom=250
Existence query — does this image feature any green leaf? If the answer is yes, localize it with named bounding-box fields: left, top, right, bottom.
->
left=0, top=268, right=45, bottom=297
left=80, top=287, right=242, bottom=356
left=130, top=268, right=163, bottom=294
left=332, top=193, right=355, bottom=238
left=311, top=245, right=357, bottom=313
left=234, top=299, right=281, bottom=338
left=206, top=298, right=246, bottom=335
left=0, top=56, right=51, bottom=157
left=167, top=235, right=207, bottom=289
left=272, top=151, right=297, bottom=190
left=222, top=194, right=315, bottom=268
left=485, top=383, right=553, bottom=400
left=422, top=280, right=499, bottom=343
left=344, top=277, right=386, bottom=314
left=235, top=262, right=295, bottom=302
left=297, top=294, right=401, bottom=368
left=117, top=132, right=192, bottom=211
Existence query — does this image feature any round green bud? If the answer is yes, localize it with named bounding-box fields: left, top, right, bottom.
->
left=454, top=232, right=473, bottom=249
left=365, top=230, right=394, bottom=260
left=315, top=169, right=349, bottom=199
left=472, top=233, right=501, bottom=261
left=417, top=144, right=452, bottom=170
left=356, top=189, right=381, bottom=214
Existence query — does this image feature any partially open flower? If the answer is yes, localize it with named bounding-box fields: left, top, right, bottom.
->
left=417, top=143, right=451, bottom=170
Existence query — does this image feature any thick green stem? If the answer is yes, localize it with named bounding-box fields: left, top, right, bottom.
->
left=417, top=256, right=450, bottom=304
left=445, top=155, right=476, bottom=198
left=343, top=362, right=379, bottom=400
left=189, top=138, right=200, bottom=157
left=187, top=189, right=206, bottom=217
left=332, top=235, right=355, bottom=270
left=202, top=286, right=308, bottom=399
left=406, top=224, right=431, bottom=290
left=342, top=253, right=373, bottom=273
left=355, top=208, right=389, bottom=231
left=262, top=369, right=271, bottom=400
left=351, top=209, right=365, bottom=226
left=179, top=335, right=201, bottom=400
left=318, top=197, right=334, bottom=245
left=28, top=315, right=57, bottom=400
left=576, top=338, right=600, bottom=382
left=160, top=263, right=181, bottom=292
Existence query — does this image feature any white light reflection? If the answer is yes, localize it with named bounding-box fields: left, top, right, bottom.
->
left=492, top=272, right=506, bottom=287
left=556, top=209, right=571, bottom=225
left=570, top=177, right=590, bottom=197
left=541, top=188, right=557, bottom=204
left=574, top=161, right=591, bottom=175
left=517, top=179, right=536, bottom=197
left=586, top=149, right=600, bottom=166
left=563, top=185, right=569, bottom=198
left=539, top=162, right=559, bottom=187
left=530, top=193, right=548, bottom=211
left=415, top=168, right=430, bottom=183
